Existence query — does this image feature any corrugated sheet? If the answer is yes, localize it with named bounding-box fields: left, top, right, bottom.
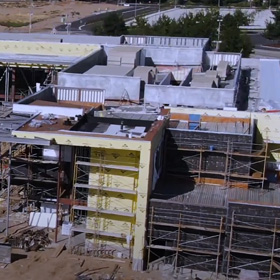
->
left=170, top=184, right=280, bottom=207
left=56, top=87, right=105, bottom=104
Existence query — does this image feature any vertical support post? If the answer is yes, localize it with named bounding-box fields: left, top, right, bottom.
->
left=71, top=150, right=77, bottom=223
left=198, top=148, right=202, bottom=184
left=269, top=218, right=277, bottom=280
left=11, top=68, right=15, bottom=103
left=175, top=213, right=182, bottom=274
left=262, top=141, right=268, bottom=189
left=4, top=67, right=9, bottom=102
left=226, top=211, right=235, bottom=278
left=216, top=217, right=224, bottom=276
left=5, top=143, right=12, bottom=237
left=224, top=141, right=230, bottom=187
left=147, top=206, right=154, bottom=270
left=162, top=132, right=169, bottom=180
left=55, top=145, right=62, bottom=243
left=26, top=145, right=31, bottom=215
left=78, top=88, right=81, bottom=102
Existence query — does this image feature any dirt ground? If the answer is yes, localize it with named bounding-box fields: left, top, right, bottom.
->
left=0, top=1, right=124, bottom=33
left=0, top=247, right=162, bottom=280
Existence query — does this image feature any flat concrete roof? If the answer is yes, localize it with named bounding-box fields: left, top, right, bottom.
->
left=84, top=65, right=133, bottom=76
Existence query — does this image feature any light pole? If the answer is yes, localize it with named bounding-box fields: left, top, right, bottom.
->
left=159, top=0, right=161, bottom=13
left=134, top=0, right=137, bottom=18
left=216, top=18, right=223, bottom=52
left=29, top=0, right=34, bottom=33
left=66, top=23, right=71, bottom=35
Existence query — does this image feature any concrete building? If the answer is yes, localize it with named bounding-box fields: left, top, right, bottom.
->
left=1, top=33, right=280, bottom=277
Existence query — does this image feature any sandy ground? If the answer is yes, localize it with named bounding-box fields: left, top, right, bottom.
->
left=0, top=245, right=162, bottom=280
left=0, top=1, right=124, bottom=33
left=0, top=247, right=163, bottom=280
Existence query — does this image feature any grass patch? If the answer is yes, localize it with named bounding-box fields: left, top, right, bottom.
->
left=0, top=21, right=29, bottom=27
left=0, top=19, right=42, bottom=28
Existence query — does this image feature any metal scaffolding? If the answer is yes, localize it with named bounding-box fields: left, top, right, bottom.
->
left=147, top=206, right=225, bottom=275
left=166, top=131, right=268, bottom=189
left=70, top=150, right=139, bottom=258
left=147, top=200, right=280, bottom=279
left=225, top=210, right=280, bottom=279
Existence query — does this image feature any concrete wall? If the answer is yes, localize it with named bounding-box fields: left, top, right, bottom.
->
left=124, top=35, right=208, bottom=48
left=260, top=59, right=280, bottom=103
left=18, top=87, right=56, bottom=105
left=58, top=72, right=141, bottom=101
left=241, top=58, right=260, bottom=69
left=180, top=68, right=193, bottom=86
left=144, top=85, right=235, bottom=108
left=64, top=48, right=107, bottom=74
left=13, top=103, right=83, bottom=117
left=145, top=46, right=203, bottom=66
left=205, top=52, right=241, bottom=67
left=159, top=72, right=172, bottom=85
left=105, top=44, right=203, bottom=66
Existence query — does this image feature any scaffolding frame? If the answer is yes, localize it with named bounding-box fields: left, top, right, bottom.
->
left=1, top=143, right=64, bottom=241
left=225, top=211, right=280, bottom=279
left=147, top=206, right=225, bottom=275
left=147, top=200, right=280, bottom=279
left=166, top=132, right=268, bottom=189
left=70, top=151, right=139, bottom=257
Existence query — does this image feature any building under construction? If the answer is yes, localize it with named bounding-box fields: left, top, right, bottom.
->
left=0, top=33, right=279, bottom=279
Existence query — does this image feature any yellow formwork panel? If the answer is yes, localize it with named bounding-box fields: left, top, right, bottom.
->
left=87, top=147, right=140, bottom=251
left=12, top=131, right=146, bottom=151
left=0, top=41, right=100, bottom=57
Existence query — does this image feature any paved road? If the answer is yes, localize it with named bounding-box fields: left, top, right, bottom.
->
left=56, top=5, right=159, bottom=34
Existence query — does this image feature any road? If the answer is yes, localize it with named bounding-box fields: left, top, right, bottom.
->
left=56, top=5, right=159, bottom=34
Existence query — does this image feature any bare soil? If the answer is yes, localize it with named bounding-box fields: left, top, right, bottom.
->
left=0, top=1, right=124, bottom=33
left=0, top=244, right=162, bottom=280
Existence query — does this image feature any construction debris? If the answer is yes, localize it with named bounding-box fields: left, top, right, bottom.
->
left=75, top=267, right=109, bottom=280
left=109, top=265, right=120, bottom=280
left=51, top=241, right=66, bottom=258
left=6, top=229, right=51, bottom=252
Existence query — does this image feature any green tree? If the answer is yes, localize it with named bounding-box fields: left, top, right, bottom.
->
left=129, top=17, right=153, bottom=35
left=128, top=10, right=252, bottom=57
left=264, top=10, right=280, bottom=39
left=93, top=13, right=128, bottom=36
left=219, top=13, right=252, bottom=57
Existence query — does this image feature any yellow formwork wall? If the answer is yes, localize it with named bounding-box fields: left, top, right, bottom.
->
left=87, top=147, right=140, bottom=256
left=0, top=41, right=100, bottom=57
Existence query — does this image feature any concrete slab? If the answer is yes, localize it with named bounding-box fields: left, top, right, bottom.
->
left=84, top=65, right=133, bottom=76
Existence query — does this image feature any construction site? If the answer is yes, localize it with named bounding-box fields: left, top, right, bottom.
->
left=0, top=33, right=279, bottom=280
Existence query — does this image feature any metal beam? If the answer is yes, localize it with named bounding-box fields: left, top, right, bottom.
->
left=0, top=137, right=51, bottom=146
